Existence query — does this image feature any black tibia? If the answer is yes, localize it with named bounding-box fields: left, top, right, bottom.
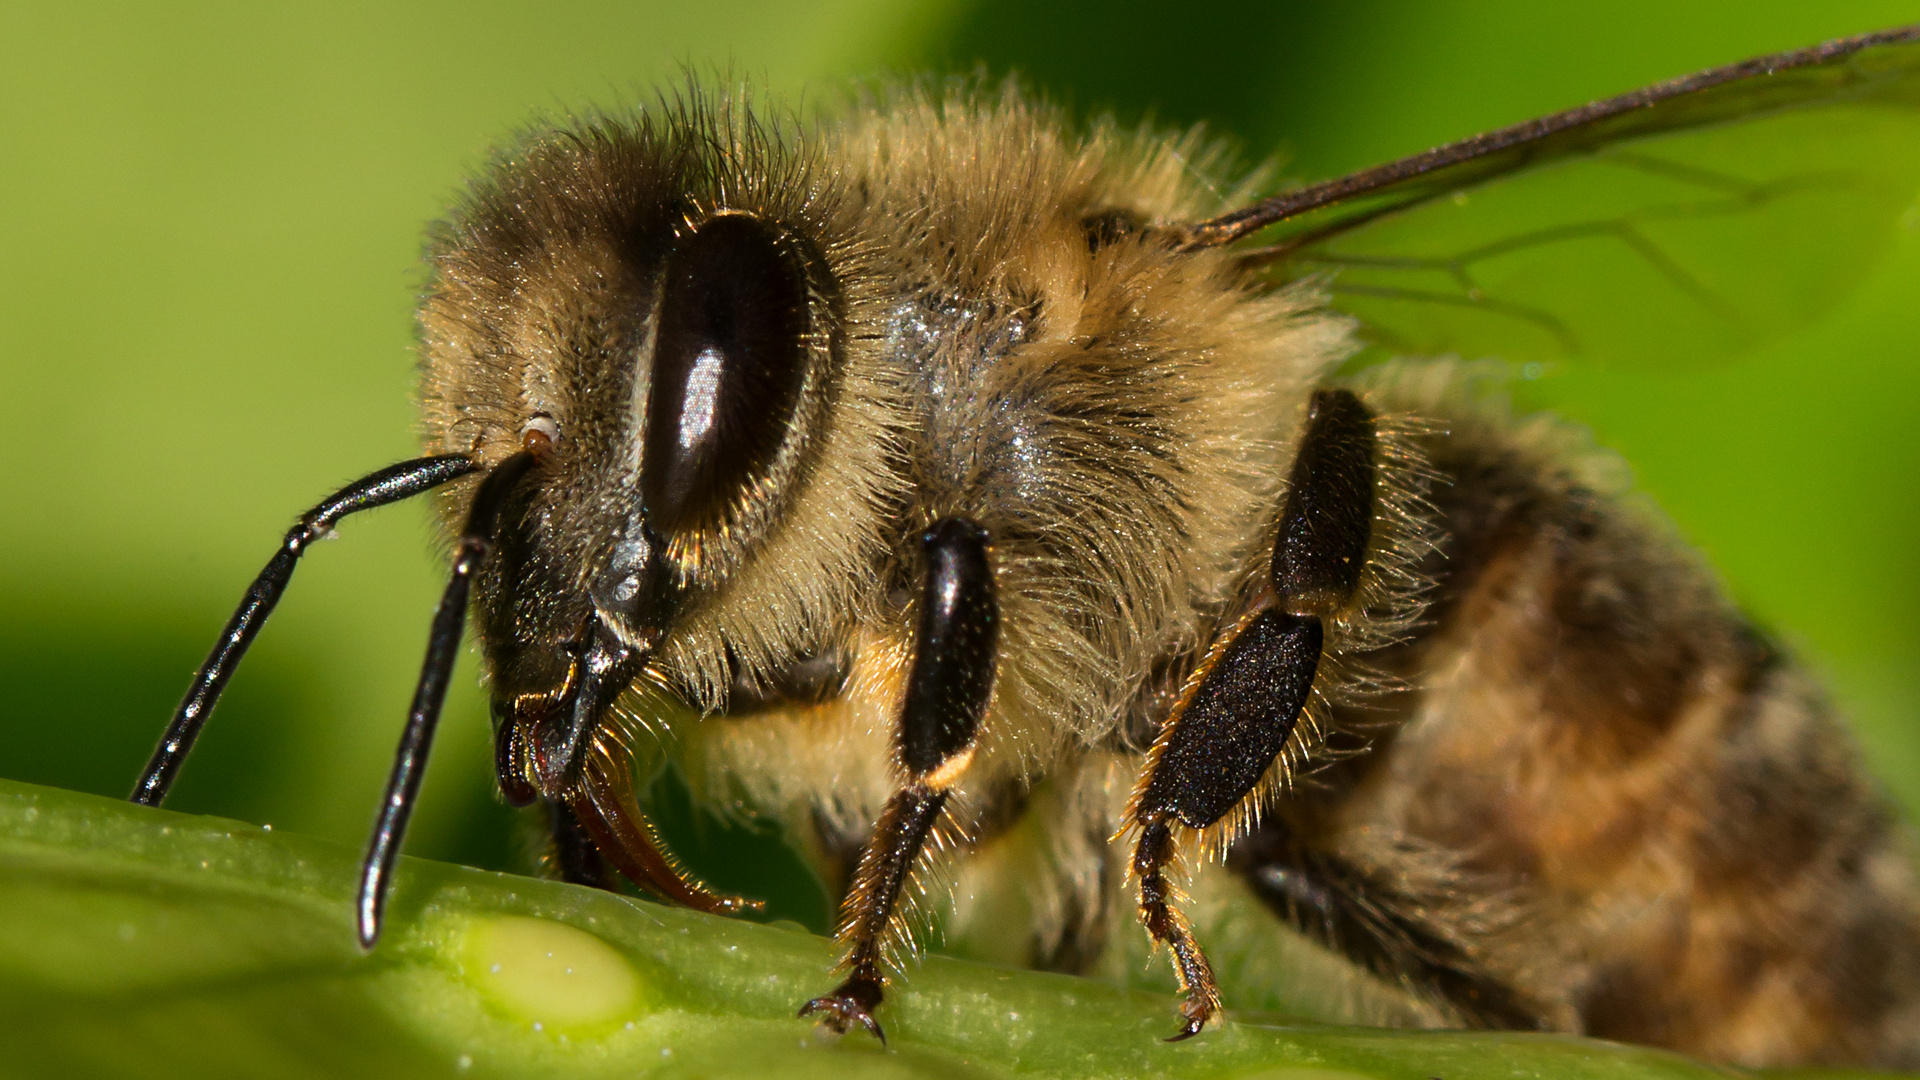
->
left=1274, top=389, right=1377, bottom=615
left=899, top=518, right=997, bottom=776
left=546, top=799, right=611, bottom=890
left=357, top=450, right=536, bottom=949
left=802, top=517, right=997, bottom=1042
left=131, top=454, right=479, bottom=807
left=1138, top=610, right=1322, bottom=829
left=1230, top=821, right=1542, bottom=1031
left=1130, top=387, right=1378, bottom=1038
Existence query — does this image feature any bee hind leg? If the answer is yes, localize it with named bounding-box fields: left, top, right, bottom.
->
left=800, top=518, right=998, bottom=1044
left=1125, top=388, right=1376, bottom=1039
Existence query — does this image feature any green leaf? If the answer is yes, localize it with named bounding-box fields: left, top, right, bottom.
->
left=0, top=778, right=1898, bottom=1080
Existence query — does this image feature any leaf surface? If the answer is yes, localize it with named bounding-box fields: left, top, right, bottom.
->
left=0, top=779, right=1896, bottom=1080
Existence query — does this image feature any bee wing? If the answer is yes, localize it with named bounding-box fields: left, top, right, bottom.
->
left=1205, top=25, right=1920, bottom=370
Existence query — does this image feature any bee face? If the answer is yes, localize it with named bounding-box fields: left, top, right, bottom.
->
left=416, top=110, right=869, bottom=797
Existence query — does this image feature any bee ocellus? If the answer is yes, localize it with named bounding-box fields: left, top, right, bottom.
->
left=131, top=25, right=1920, bottom=1068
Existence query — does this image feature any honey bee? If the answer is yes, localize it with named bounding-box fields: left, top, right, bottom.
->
left=129, top=25, right=1920, bottom=1068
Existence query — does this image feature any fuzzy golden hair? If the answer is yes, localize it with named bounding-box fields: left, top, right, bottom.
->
left=413, top=78, right=1920, bottom=1068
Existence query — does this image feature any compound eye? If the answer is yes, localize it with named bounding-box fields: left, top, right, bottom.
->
left=643, top=213, right=813, bottom=536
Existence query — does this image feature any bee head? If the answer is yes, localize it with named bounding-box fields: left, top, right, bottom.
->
left=420, top=94, right=892, bottom=802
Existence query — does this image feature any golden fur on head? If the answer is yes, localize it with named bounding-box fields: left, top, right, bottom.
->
left=417, top=89, right=909, bottom=710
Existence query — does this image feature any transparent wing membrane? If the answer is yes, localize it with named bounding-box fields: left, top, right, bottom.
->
left=1219, top=27, right=1920, bottom=369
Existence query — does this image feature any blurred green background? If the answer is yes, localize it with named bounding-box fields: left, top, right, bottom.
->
left=2, top=0, right=1918, bottom=891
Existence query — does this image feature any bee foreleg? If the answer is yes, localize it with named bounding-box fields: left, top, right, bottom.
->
left=800, top=518, right=998, bottom=1043
left=1126, top=388, right=1376, bottom=1039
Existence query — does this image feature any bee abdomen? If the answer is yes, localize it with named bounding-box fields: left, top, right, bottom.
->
left=1282, top=363, right=1920, bottom=1068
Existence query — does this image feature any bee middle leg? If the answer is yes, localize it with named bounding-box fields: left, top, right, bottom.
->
left=800, top=517, right=998, bottom=1043
left=1126, top=388, right=1376, bottom=1039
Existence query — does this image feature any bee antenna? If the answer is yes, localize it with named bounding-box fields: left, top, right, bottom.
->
left=130, top=454, right=480, bottom=808
left=356, top=449, right=539, bottom=949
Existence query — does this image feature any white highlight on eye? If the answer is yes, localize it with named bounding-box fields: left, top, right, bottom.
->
left=678, top=346, right=724, bottom=450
